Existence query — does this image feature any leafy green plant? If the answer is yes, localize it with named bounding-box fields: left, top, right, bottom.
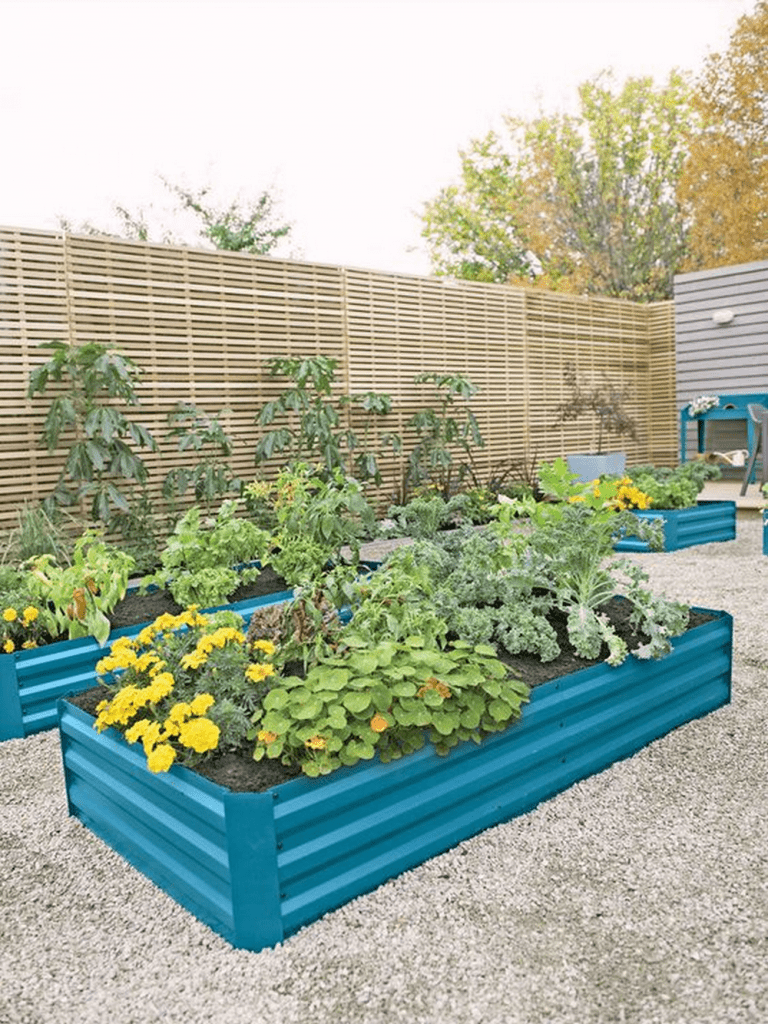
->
left=254, top=356, right=399, bottom=482
left=143, top=500, right=270, bottom=608
left=495, top=459, right=687, bottom=664
left=162, top=403, right=242, bottom=512
left=251, top=634, right=529, bottom=777
left=92, top=607, right=280, bottom=772
left=405, top=372, right=484, bottom=498
left=25, top=530, right=135, bottom=646
left=27, top=341, right=157, bottom=524
left=260, top=465, right=376, bottom=589
left=0, top=503, right=74, bottom=566
left=384, top=492, right=469, bottom=539
left=108, top=485, right=166, bottom=576
left=0, top=567, right=49, bottom=653
left=624, top=462, right=721, bottom=509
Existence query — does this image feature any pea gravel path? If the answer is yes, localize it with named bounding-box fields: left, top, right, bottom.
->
left=2, top=519, right=767, bottom=1024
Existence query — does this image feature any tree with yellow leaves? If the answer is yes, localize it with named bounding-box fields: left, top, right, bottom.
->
left=421, top=71, right=694, bottom=301
left=679, top=1, right=768, bottom=270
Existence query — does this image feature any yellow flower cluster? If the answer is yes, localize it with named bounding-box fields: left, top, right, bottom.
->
left=610, top=479, right=653, bottom=511
left=2, top=605, right=43, bottom=653
left=95, top=671, right=176, bottom=730
left=180, top=625, right=247, bottom=670
left=120, top=693, right=220, bottom=772
left=135, top=608, right=208, bottom=648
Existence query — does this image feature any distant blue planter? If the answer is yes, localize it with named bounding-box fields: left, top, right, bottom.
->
left=614, top=500, right=736, bottom=553
left=58, top=606, right=732, bottom=953
left=0, top=588, right=293, bottom=742
left=763, top=513, right=768, bottom=556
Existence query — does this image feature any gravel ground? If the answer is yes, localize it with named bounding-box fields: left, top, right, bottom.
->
left=2, top=519, right=767, bottom=1024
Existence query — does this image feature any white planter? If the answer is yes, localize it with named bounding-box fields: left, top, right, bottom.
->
left=566, top=452, right=626, bottom=483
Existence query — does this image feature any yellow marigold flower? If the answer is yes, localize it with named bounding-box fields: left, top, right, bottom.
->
left=135, top=651, right=162, bottom=673
left=246, top=663, right=274, bottom=683
left=189, top=693, right=215, bottom=716
left=96, top=700, right=108, bottom=712
left=253, top=639, right=277, bottom=657
left=22, top=606, right=39, bottom=625
left=167, top=701, right=192, bottom=724
left=21, top=640, right=37, bottom=650
left=370, top=713, right=389, bottom=733
left=3, top=639, right=15, bottom=653
left=3, top=608, right=17, bottom=622
left=110, top=636, right=136, bottom=652
left=567, top=494, right=585, bottom=504
left=146, top=672, right=175, bottom=703
left=304, top=735, right=327, bottom=750
left=147, top=743, right=176, bottom=773
left=141, top=721, right=162, bottom=754
left=125, top=719, right=151, bottom=744
left=178, top=717, right=220, bottom=753
left=258, top=730, right=279, bottom=744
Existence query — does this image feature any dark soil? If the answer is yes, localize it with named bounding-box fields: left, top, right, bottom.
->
left=68, top=597, right=715, bottom=796
left=107, top=565, right=291, bottom=631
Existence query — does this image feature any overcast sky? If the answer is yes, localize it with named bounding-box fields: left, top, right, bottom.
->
left=0, top=0, right=755, bottom=276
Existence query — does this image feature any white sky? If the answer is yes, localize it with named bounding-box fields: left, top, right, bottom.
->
left=0, top=0, right=756, bottom=276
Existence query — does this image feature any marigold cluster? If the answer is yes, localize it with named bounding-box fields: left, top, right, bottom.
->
left=2, top=604, right=44, bottom=653
left=180, top=625, right=247, bottom=670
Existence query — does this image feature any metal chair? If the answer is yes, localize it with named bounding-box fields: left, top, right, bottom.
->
left=740, top=403, right=768, bottom=495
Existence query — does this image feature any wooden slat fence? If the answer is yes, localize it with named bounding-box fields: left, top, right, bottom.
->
left=0, top=226, right=677, bottom=531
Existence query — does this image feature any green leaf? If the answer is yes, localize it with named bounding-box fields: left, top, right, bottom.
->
left=342, top=692, right=372, bottom=714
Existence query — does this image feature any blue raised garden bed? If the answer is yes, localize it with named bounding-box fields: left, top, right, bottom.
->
left=58, top=606, right=732, bottom=953
left=0, top=587, right=293, bottom=742
left=614, top=500, right=736, bottom=553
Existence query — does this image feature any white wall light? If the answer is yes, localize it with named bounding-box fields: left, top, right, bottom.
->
left=712, top=309, right=735, bottom=325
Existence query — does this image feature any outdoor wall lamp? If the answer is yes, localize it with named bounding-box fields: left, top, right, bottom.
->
left=712, top=309, right=735, bottom=325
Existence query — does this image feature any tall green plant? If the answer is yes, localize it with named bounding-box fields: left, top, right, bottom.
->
left=405, top=372, right=484, bottom=498
left=27, top=342, right=157, bottom=525
left=254, top=356, right=400, bottom=483
left=162, top=402, right=242, bottom=511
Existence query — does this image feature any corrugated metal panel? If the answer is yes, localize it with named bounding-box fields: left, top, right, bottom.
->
left=271, top=610, right=731, bottom=937
left=59, top=608, right=732, bottom=952
left=614, top=501, right=736, bottom=552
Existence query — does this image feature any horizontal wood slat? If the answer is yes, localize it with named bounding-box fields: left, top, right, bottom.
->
left=0, top=226, right=677, bottom=530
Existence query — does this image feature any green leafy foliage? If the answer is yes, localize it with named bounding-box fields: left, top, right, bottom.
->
left=27, top=341, right=157, bottom=525
left=421, top=70, right=694, bottom=300
left=143, top=500, right=270, bottom=607
left=384, top=492, right=470, bottom=539
left=499, top=459, right=688, bottom=664
left=255, top=356, right=399, bottom=482
left=162, top=403, right=242, bottom=512
left=404, top=373, right=484, bottom=498
left=624, top=462, right=721, bottom=510
left=252, top=465, right=377, bottom=591
left=25, top=530, right=135, bottom=646
left=251, top=634, right=529, bottom=776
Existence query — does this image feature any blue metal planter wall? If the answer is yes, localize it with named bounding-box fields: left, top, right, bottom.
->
left=0, top=588, right=293, bottom=742
left=58, top=607, right=732, bottom=953
left=614, top=500, right=736, bottom=553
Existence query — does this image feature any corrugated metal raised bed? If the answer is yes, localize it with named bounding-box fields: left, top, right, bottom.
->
left=614, top=500, right=736, bottom=553
left=0, top=588, right=293, bottom=742
left=58, top=606, right=732, bottom=953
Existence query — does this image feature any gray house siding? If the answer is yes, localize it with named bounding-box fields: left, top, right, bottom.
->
left=674, top=261, right=768, bottom=457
